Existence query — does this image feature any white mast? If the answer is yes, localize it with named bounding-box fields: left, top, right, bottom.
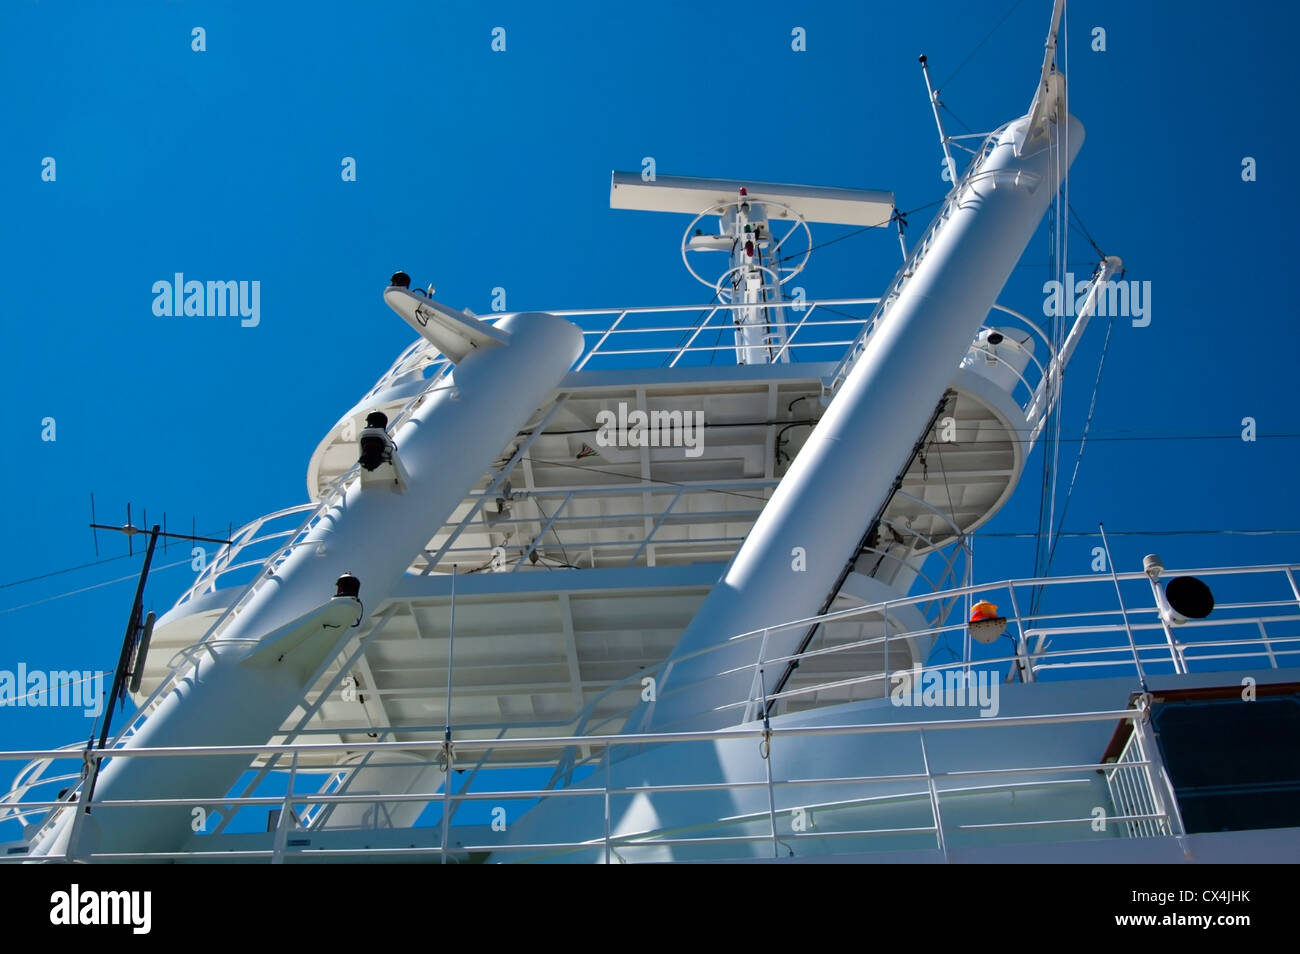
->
left=636, top=15, right=1084, bottom=733
left=610, top=173, right=894, bottom=366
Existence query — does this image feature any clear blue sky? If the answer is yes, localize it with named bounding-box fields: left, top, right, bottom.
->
left=1, top=0, right=1295, bottom=817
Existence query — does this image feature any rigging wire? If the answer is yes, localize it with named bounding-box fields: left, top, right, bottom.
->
left=1015, top=259, right=1105, bottom=270
left=531, top=494, right=573, bottom=568
left=0, top=555, right=195, bottom=615
left=1043, top=302, right=1113, bottom=572
left=981, top=528, right=1300, bottom=538
left=794, top=199, right=945, bottom=259
left=1068, top=202, right=1107, bottom=258
left=10, top=522, right=1293, bottom=619
left=3, top=670, right=114, bottom=707
left=537, top=426, right=1300, bottom=445
left=8, top=419, right=1287, bottom=602
left=935, top=0, right=1028, bottom=92
left=659, top=289, right=722, bottom=369
left=0, top=523, right=231, bottom=591
left=0, top=551, right=159, bottom=591
left=1030, top=8, right=1067, bottom=617
left=939, top=104, right=974, bottom=135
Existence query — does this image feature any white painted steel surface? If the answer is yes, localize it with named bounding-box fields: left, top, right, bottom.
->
left=636, top=112, right=1085, bottom=733
left=29, top=309, right=583, bottom=858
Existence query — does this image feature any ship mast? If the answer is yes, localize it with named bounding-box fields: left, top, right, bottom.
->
left=633, top=2, right=1087, bottom=733
left=609, top=173, right=895, bottom=365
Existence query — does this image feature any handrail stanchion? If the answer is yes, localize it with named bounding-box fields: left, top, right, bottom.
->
left=668, top=304, right=725, bottom=368
left=746, top=628, right=771, bottom=723
left=271, top=751, right=298, bottom=864
left=603, top=746, right=613, bottom=865
left=769, top=301, right=819, bottom=364
left=576, top=311, right=628, bottom=370
left=882, top=603, right=890, bottom=695
left=919, top=728, right=947, bottom=861
left=1005, top=581, right=1033, bottom=683
left=626, top=487, right=685, bottom=567
left=757, top=658, right=781, bottom=859
left=1255, top=620, right=1279, bottom=669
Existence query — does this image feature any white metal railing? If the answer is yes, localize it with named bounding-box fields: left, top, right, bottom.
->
left=566, top=300, right=876, bottom=371
left=548, top=561, right=1300, bottom=781
left=1105, top=726, right=1167, bottom=838
left=0, top=707, right=1168, bottom=864
left=12, top=548, right=1288, bottom=844
left=8, top=560, right=1292, bottom=859
left=158, top=281, right=1058, bottom=599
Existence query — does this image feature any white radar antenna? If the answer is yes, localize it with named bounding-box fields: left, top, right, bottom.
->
left=610, top=172, right=894, bottom=365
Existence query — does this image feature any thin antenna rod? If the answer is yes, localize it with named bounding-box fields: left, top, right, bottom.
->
left=441, top=564, right=457, bottom=866
left=83, top=523, right=162, bottom=810
left=891, top=207, right=909, bottom=263
left=1098, top=522, right=1148, bottom=692
left=919, top=55, right=957, bottom=187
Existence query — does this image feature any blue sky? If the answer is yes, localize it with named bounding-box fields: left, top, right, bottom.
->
left=1, top=0, right=1295, bottom=827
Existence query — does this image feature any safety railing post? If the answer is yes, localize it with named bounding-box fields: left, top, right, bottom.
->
left=603, top=747, right=612, bottom=865
left=918, top=728, right=947, bottom=861
left=271, top=751, right=299, bottom=864
left=746, top=628, right=772, bottom=724
left=1005, top=581, right=1034, bottom=683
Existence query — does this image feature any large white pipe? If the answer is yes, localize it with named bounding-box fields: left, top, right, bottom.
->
left=30, top=308, right=583, bottom=858
left=637, top=113, right=1084, bottom=733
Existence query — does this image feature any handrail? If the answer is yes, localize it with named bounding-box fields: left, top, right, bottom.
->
left=546, top=561, right=1300, bottom=777
left=160, top=282, right=1055, bottom=596
left=0, top=706, right=1174, bottom=863
left=7, top=554, right=1294, bottom=849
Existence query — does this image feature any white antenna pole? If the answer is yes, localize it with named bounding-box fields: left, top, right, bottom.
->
left=636, top=58, right=1086, bottom=734
left=919, top=55, right=957, bottom=186
left=723, top=190, right=786, bottom=365
left=1025, top=254, right=1123, bottom=441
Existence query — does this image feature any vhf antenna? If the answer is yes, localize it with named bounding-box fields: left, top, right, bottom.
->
left=80, top=496, right=232, bottom=812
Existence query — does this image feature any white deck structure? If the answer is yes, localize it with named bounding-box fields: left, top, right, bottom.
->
left=4, top=0, right=1297, bottom=863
